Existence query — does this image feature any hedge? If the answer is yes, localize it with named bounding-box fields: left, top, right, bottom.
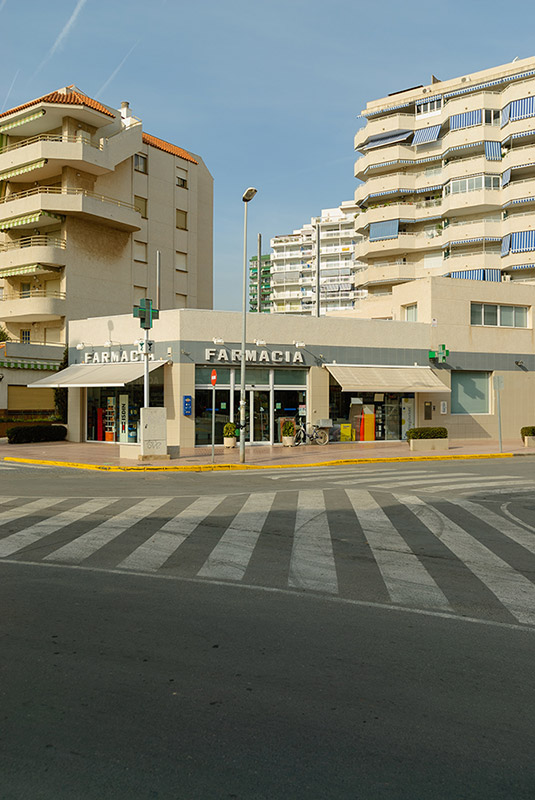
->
left=7, top=424, right=67, bottom=444
left=521, top=426, right=535, bottom=438
left=406, top=426, right=448, bottom=440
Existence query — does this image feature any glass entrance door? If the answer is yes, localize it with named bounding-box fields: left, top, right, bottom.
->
left=252, top=390, right=270, bottom=443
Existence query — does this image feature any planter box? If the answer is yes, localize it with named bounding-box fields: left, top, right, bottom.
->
left=524, top=436, right=535, bottom=448
left=282, top=436, right=295, bottom=447
left=409, top=438, right=449, bottom=452
left=224, top=437, right=236, bottom=448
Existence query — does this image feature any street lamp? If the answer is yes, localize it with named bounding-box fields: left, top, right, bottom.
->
left=240, top=186, right=257, bottom=463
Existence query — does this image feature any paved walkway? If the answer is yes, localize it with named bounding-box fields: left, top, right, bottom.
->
left=0, top=437, right=532, bottom=470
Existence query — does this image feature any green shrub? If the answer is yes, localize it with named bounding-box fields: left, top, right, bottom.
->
left=521, top=426, right=535, bottom=438
left=7, top=424, right=67, bottom=444
left=223, top=422, right=236, bottom=437
left=406, top=426, right=448, bottom=440
left=282, top=419, right=296, bottom=436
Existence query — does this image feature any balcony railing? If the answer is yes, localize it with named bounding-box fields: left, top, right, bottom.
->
left=0, top=186, right=138, bottom=212
left=0, top=235, right=66, bottom=252
left=0, top=288, right=66, bottom=301
left=0, top=133, right=103, bottom=157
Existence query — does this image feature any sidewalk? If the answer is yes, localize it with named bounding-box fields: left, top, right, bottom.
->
left=0, top=437, right=532, bottom=471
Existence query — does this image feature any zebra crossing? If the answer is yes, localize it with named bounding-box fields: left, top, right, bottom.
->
left=264, top=465, right=535, bottom=495
left=1, top=489, right=534, bottom=626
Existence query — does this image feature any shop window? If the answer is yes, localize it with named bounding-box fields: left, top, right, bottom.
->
left=195, top=388, right=231, bottom=445
left=134, top=153, right=148, bottom=173
left=176, top=209, right=187, bottom=230
left=195, top=366, right=232, bottom=385
left=404, top=303, right=418, bottom=322
left=273, top=369, right=307, bottom=385
left=451, top=371, right=489, bottom=414
left=134, top=196, right=147, bottom=218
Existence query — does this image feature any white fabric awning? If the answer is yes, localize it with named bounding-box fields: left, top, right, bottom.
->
left=28, top=360, right=167, bottom=388
left=325, top=364, right=450, bottom=393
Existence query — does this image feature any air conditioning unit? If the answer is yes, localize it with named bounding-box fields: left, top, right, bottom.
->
left=502, top=274, right=511, bottom=282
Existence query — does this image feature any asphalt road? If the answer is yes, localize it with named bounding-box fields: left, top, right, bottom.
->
left=2, top=563, right=535, bottom=800
left=1, top=457, right=535, bottom=798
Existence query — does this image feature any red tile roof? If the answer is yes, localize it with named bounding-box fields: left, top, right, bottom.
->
left=0, top=86, right=115, bottom=120
left=142, top=132, right=198, bottom=164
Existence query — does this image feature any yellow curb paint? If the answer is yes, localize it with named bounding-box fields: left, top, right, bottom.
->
left=1, top=451, right=521, bottom=472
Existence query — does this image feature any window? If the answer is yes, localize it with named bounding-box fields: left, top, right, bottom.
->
left=471, top=302, right=528, bottom=328
left=20, top=329, right=30, bottom=343
left=133, top=241, right=147, bottom=263
left=20, top=282, right=31, bottom=298
left=133, top=285, right=146, bottom=304
left=134, top=196, right=147, bottom=218
left=451, top=371, right=489, bottom=414
left=444, top=174, right=498, bottom=196
left=175, top=293, right=187, bottom=308
left=416, top=98, right=442, bottom=115
left=484, top=109, right=500, bottom=126
left=176, top=251, right=187, bottom=271
left=176, top=209, right=187, bottom=230
left=405, top=303, right=418, bottom=322
left=176, top=168, right=188, bottom=189
left=134, top=153, right=148, bottom=173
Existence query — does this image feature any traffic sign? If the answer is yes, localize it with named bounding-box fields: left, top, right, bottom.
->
left=211, top=369, right=217, bottom=387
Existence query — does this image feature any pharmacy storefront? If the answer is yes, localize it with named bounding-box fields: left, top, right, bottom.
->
left=30, top=308, right=458, bottom=449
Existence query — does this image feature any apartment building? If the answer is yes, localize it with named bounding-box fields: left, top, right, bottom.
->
left=269, top=201, right=364, bottom=315
left=353, top=56, right=535, bottom=296
left=0, top=85, right=213, bottom=350
left=248, top=253, right=272, bottom=312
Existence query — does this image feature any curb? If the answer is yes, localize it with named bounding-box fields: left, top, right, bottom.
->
left=2, top=451, right=527, bottom=472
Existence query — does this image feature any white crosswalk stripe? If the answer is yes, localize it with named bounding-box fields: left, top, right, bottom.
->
left=1, top=489, right=535, bottom=626
left=197, top=493, right=275, bottom=580
left=346, top=489, right=451, bottom=610
left=289, top=491, right=338, bottom=594
left=397, top=493, right=535, bottom=626
left=44, top=496, right=174, bottom=564
left=117, top=494, right=224, bottom=572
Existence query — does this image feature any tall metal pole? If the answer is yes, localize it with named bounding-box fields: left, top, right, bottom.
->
left=315, top=219, right=321, bottom=318
left=156, top=250, right=161, bottom=310
left=257, top=233, right=262, bottom=312
left=143, top=328, right=149, bottom=408
left=211, top=383, right=215, bottom=464
left=239, top=201, right=248, bottom=464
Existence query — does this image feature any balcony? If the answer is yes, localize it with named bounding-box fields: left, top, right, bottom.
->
left=0, top=235, right=66, bottom=275
left=0, top=287, right=66, bottom=322
left=354, top=114, right=415, bottom=151
left=443, top=220, right=502, bottom=246
left=355, top=232, right=425, bottom=259
left=443, top=251, right=501, bottom=271
left=0, top=186, right=141, bottom=232
left=354, top=263, right=417, bottom=289
left=355, top=199, right=443, bottom=233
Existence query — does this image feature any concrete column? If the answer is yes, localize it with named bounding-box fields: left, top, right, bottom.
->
left=164, top=361, right=196, bottom=454
left=308, top=366, right=330, bottom=425
left=67, top=387, right=84, bottom=442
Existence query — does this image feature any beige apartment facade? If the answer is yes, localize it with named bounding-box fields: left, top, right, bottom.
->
left=354, top=56, right=535, bottom=296
left=30, top=277, right=535, bottom=450
left=0, top=85, right=213, bottom=352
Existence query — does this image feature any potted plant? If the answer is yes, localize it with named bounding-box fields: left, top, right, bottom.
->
left=281, top=419, right=296, bottom=447
left=223, top=422, right=236, bottom=448
left=521, top=426, right=535, bottom=448
left=406, top=426, right=449, bottom=452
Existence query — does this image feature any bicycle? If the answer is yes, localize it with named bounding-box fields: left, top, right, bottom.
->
left=293, top=422, right=329, bottom=446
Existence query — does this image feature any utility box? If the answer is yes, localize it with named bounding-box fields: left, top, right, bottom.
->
left=139, top=407, right=169, bottom=461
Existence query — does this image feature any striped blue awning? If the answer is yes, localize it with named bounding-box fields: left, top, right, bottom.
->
left=511, top=230, right=535, bottom=253
left=363, top=130, right=413, bottom=150
left=364, top=101, right=413, bottom=117
left=412, top=125, right=441, bottom=146
left=367, top=188, right=411, bottom=198
left=510, top=196, right=535, bottom=205
left=509, top=96, right=535, bottom=122
left=511, top=128, right=535, bottom=140
left=369, top=219, right=399, bottom=241
left=484, top=141, right=502, bottom=161
left=504, top=263, right=535, bottom=270
left=501, top=234, right=511, bottom=256
left=415, top=184, right=442, bottom=194
left=450, top=110, right=482, bottom=130
left=501, top=104, right=511, bottom=127
left=443, top=141, right=483, bottom=157
left=414, top=155, right=442, bottom=164
left=502, top=168, right=511, bottom=187
left=444, top=69, right=535, bottom=99
left=415, top=95, right=442, bottom=106
left=448, top=237, right=501, bottom=246
left=447, top=269, right=501, bottom=281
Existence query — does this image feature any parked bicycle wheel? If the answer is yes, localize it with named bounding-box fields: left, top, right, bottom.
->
left=315, top=429, right=329, bottom=445
left=293, top=428, right=306, bottom=445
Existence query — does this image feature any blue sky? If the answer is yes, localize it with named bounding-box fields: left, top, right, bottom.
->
left=1, top=0, right=534, bottom=309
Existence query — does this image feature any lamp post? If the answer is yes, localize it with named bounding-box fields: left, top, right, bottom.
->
left=240, top=187, right=257, bottom=464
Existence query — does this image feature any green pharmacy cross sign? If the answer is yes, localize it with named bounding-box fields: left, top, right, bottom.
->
left=133, top=298, right=159, bottom=330
left=429, top=343, right=449, bottom=363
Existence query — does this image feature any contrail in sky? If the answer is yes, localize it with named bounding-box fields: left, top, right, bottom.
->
left=34, top=0, right=88, bottom=74
left=1, top=69, right=20, bottom=112
left=0, top=1, right=8, bottom=12
left=96, top=41, right=140, bottom=99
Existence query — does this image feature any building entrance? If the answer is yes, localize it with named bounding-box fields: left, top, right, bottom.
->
left=329, top=382, right=415, bottom=442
